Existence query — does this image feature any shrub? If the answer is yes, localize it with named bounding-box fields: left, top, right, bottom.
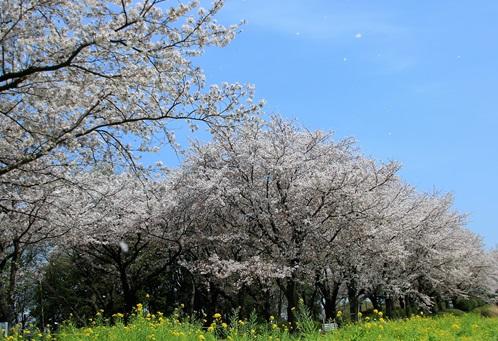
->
left=453, top=297, right=486, bottom=312
left=473, top=305, right=498, bottom=318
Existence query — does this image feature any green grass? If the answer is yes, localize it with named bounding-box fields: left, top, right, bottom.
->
left=4, top=306, right=498, bottom=340
left=326, top=312, right=498, bottom=340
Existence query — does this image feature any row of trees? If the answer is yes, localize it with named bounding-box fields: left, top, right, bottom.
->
left=0, top=0, right=497, bottom=329
left=8, top=118, right=497, bottom=327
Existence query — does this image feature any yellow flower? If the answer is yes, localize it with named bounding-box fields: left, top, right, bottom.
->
left=207, top=326, right=215, bottom=333
left=221, top=322, right=228, bottom=329
left=358, top=312, right=363, bottom=318
left=378, top=311, right=383, bottom=317
left=336, top=310, right=343, bottom=317
left=373, top=309, right=379, bottom=314
left=198, top=335, right=206, bottom=341
left=250, top=329, right=256, bottom=335
left=145, top=293, right=150, bottom=299
left=269, top=315, right=275, bottom=321
left=379, top=317, right=385, bottom=323
left=136, top=303, right=143, bottom=311
left=213, top=313, right=222, bottom=319
left=272, top=323, right=278, bottom=330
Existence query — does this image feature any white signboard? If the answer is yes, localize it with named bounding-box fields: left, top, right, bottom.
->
left=0, top=322, right=8, bottom=337
left=322, top=322, right=338, bottom=332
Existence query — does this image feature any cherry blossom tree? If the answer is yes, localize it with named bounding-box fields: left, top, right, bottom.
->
left=169, top=117, right=400, bottom=322
left=0, top=0, right=261, bottom=320
left=0, top=175, right=95, bottom=322
left=0, top=0, right=259, bottom=267
left=313, top=163, right=406, bottom=321
left=59, top=172, right=187, bottom=314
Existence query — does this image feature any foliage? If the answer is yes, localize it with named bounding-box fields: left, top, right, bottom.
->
left=294, top=299, right=319, bottom=335
left=472, top=305, right=498, bottom=318
left=454, top=297, right=487, bottom=312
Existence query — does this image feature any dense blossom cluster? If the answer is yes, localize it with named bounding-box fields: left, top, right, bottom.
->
left=0, top=0, right=496, bottom=328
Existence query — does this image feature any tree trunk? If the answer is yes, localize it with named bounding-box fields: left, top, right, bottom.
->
left=6, top=240, right=20, bottom=323
left=322, top=281, right=340, bottom=321
left=206, top=282, right=219, bottom=319
left=278, top=289, right=283, bottom=319
left=189, top=277, right=196, bottom=317
left=118, top=265, right=136, bottom=314
left=435, top=295, right=445, bottom=312
left=369, top=294, right=381, bottom=311
left=263, top=296, right=271, bottom=320
left=385, top=297, right=394, bottom=318
left=404, top=295, right=412, bottom=317
left=399, top=296, right=405, bottom=309
left=347, top=282, right=358, bottom=322
left=285, top=278, right=297, bottom=326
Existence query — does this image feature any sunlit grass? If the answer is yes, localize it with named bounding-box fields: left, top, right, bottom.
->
left=3, top=305, right=498, bottom=340
left=326, top=312, right=498, bottom=340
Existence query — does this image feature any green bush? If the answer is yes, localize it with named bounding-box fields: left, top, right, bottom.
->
left=453, top=297, right=486, bottom=312
left=473, top=305, right=498, bottom=318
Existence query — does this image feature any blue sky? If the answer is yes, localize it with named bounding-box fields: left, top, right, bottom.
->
left=158, top=1, right=498, bottom=247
